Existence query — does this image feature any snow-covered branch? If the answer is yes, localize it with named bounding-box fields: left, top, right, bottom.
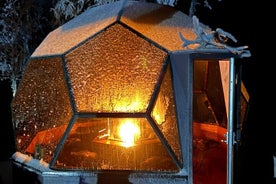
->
left=188, top=0, right=222, bottom=16
left=179, top=16, right=251, bottom=58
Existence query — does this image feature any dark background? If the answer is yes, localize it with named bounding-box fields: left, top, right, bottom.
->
left=181, top=0, right=273, bottom=183
left=0, top=0, right=273, bottom=183
left=185, top=1, right=275, bottom=183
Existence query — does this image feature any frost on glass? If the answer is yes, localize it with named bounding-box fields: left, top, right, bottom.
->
left=11, top=57, right=73, bottom=163
left=65, top=23, right=167, bottom=113
left=151, top=64, right=182, bottom=165
left=52, top=117, right=178, bottom=172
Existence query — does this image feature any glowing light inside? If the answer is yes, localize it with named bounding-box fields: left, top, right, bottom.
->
left=114, top=96, right=143, bottom=112
left=119, top=120, right=140, bottom=147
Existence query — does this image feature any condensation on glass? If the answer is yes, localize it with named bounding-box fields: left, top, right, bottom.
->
left=12, top=23, right=182, bottom=172
left=11, top=57, right=73, bottom=162
left=66, top=24, right=166, bottom=113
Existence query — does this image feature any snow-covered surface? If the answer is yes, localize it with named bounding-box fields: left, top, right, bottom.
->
left=12, top=152, right=51, bottom=173
left=11, top=151, right=188, bottom=183
left=31, top=1, right=123, bottom=57
left=120, top=1, right=203, bottom=51
left=11, top=152, right=99, bottom=177
left=31, top=1, right=210, bottom=57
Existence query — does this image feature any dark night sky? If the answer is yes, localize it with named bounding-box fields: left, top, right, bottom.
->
left=0, top=0, right=273, bottom=183
left=193, top=1, right=274, bottom=183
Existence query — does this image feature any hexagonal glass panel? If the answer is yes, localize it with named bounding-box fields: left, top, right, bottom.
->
left=52, top=117, right=178, bottom=171
left=51, top=62, right=182, bottom=172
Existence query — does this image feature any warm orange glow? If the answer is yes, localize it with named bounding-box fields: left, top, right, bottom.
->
left=119, top=120, right=140, bottom=147
left=153, top=113, right=163, bottom=125
left=152, top=93, right=169, bottom=125
left=113, top=95, right=144, bottom=112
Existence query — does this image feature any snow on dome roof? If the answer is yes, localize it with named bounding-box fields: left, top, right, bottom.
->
left=31, top=0, right=210, bottom=57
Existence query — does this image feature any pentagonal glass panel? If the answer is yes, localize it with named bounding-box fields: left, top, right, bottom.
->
left=151, top=63, right=182, bottom=165
left=52, top=117, right=178, bottom=172
left=65, top=23, right=167, bottom=113
left=11, top=57, right=73, bottom=163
